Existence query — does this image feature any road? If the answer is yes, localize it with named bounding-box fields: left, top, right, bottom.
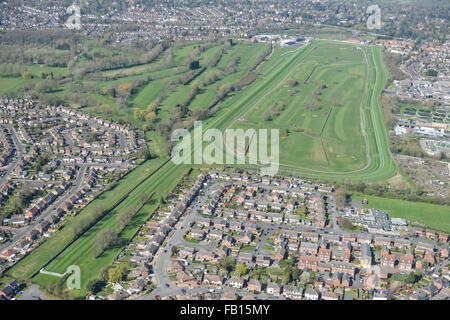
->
left=118, top=132, right=126, bottom=154
left=62, top=132, right=75, bottom=149
left=328, top=195, right=341, bottom=232
left=0, top=164, right=87, bottom=253
left=0, top=125, right=25, bottom=188
left=17, top=284, right=52, bottom=300
left=149, top=183, right=219, bottom=297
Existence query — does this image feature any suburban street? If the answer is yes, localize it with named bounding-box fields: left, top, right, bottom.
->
left=0, top=125, right=25, bottom=188
left=0, top=164, right=87, bottom=252
left=328, top=195, right=341, bottom=232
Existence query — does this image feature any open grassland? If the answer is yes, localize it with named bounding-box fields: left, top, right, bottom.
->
left=354, top=194, right=450, bottom=233
left=231, top=42, right=367, bottom=172
left=249, top=43, right=398, bottom=183
left=0, top=77, right=35, bottom=94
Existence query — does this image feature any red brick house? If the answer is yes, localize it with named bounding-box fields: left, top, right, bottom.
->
left=425, top=251, right=435, bottom=265
left=298, top=255, right=318, bottom=270
left=247, top=279, right=262, bottom=292
left=318, top=244, right=331, bottom=262
left=440, top=247, right=449, bottom=258
left=398, top=251, right=414, bottom=271
left=381, top=248, right=396, bottom=268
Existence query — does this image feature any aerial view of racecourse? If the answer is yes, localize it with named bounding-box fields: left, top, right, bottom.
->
left=0, top=0, right=448, bottom=310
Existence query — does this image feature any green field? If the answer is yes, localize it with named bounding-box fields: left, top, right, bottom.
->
left=219, top=42, right=398, bottom=183
left=0, top=77, right=35, bottom=94
left=355, top=195, right=450, bottom=233
left=231, top=42, right=367, bottom=172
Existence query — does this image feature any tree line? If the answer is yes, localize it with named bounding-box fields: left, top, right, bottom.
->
left=92, top=192, right=153, bottom=258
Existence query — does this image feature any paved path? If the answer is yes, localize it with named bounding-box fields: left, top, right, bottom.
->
left=17, top=284, right=53, bottom=300
left=0, top=125, right=24, bottom=188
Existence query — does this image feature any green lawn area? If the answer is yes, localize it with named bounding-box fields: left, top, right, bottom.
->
left=231, top=41, right=369, bottom=172
left=0, top=63, right=69, bottom=77
left=355, top=194, right=450, bottom=233
left=0, top=77, right=35, bottom=94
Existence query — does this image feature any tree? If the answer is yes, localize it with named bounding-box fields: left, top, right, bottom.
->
left=235, top=263, right=248, bottom=277
left=335, top=186, right=349, bottom=210
left=117, top=82, right=133, bottom=94
left=292, top=267, right=300, bottom=281
left=425, top=69, right=437, bottom=77
left=93, top=227, right=118, bottom=258
left=189, top=60, right=200, bottom=70
left=139, top=192, right=152, bottom=205
left=146, top=102, right=157, bottom=113
left=137, top=143, right=151, bottom=160
left=100, top=104, right=112, bottom=114
left=142, top=123, right=150, bottom=131
left=287, top=79, right=298, bottom=87
left=338, top=217, right=355, bottom=230
left=108, top=267, right=123, bottom=283
left=16, top=185, right=35, bottom=209
left=145, top=111, right=156, bottom=123
left=87, top=279, right=105, bottom=294
left=406, top=271, right=419, bottom=284
left=192, top=107, right=209, bottom=120
left=263, top=112, right=272, bottom=121
left=171, top=246, right=179, bottom=256
left=21, top=71, right=32, bottom=79
left=219, top=257, right=236, bottom=273
left=284, top=271, right=291, bottom=284
left=134, top=109, right=145, bottom=121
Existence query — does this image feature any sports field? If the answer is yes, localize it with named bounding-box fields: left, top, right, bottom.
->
left=163, top=41, right=398, bottom=188
left=231, top=42, right=367, bottom=172
left=220, top=41, right=397, bottom=183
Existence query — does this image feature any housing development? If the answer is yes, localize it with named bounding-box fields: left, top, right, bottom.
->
left=0, top=0, right=448, bottom=304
